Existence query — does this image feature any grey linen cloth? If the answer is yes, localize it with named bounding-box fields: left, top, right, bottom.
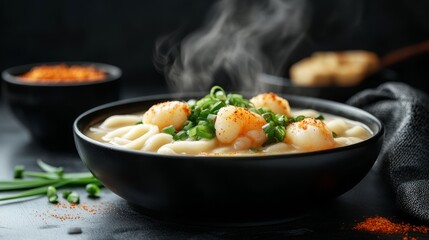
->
left=347, top=82, right=429, bottom=222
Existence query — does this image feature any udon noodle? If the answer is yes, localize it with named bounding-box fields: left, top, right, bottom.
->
left=85, top=87, right=372, bottom=156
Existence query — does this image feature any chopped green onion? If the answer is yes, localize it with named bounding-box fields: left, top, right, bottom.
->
left=262, top=112, right=273, bottom=122
left=207, top=114, right=217, bottom=122
left=315, top=114, right=325, bottom=120
left=67, top=192, right=80, bottom=204
left=184, top=86, right=260, bottom=141
left=187, top=127, right=197, bottom=138
left=187, top=125, right=214, bottom=140
left=48, top=195, right=58, bottom=203
left=210, top=86, right=226, bottom=100
left=135, top=121, right=142, bottom=125
left=162, top=125, right=176, bottom=136
left=260, top=107, right=270, bottom=113
left=176, top=131, right=188, bottom=140
left=14, top=165, right=25, bottom=179
left=47, top=186, right=58, bottom=203
left=210, top=101, right=226, bottom=113
left=263, top=122, right=275, bottom=139
left=199, top=109, right=211, bottom=118
left=197, top=120, right=209, bottom=126
left=277, top=115, right=286, bottom=125
left=86, top=184, right=101, bottom=198
left=187, top=99, right=197, bottom=107
left=182, top=121, right=194, bottom=131
left=274, top=126, right=286, bottom=142
left=62, top=190, right=72, bottom=199
left=294, top=115, right=305, bottom=122
left=197, top=125, right=214, bottom=139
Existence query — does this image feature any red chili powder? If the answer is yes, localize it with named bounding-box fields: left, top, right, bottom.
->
left=353, top=216, right=429, bottom=236
left=19, top=64, right=106, bottom=83
left=34, top=201, right=115, bottom=224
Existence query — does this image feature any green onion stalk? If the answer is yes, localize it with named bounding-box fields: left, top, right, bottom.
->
left=0, top=159, right=101, bottom=203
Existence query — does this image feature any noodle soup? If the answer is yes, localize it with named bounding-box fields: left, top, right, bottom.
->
left=85, top=87, right=373, bottom=156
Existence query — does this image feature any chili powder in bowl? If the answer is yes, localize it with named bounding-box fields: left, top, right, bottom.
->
left=18, top=64, right=107, bottom=83
left=2, top=62, right=121, bottom=149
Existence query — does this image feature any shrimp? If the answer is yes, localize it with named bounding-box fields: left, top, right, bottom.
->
left=285, top=117, right=336, bottom=151
left=142, top=101, right=190, bottom=131
left=215, top=106, right=267, bottom=150
left=250, top=92, right=291, bottom=116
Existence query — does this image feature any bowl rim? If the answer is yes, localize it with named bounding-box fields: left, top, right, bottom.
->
left=259, top=73, right=364, bottom=90
left=73, top=92, right=384, bottom=161
left=1, top=61, right=122, bottom=87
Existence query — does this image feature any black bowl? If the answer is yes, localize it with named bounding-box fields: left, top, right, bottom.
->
left=2, top=62, right=121, bottom=149
left=74, top=93, right=383, bottom=225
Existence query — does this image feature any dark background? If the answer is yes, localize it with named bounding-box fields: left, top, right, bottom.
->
left=0, top=2, right=429, bottom=239
left=1, top=0, right=429, bottom=95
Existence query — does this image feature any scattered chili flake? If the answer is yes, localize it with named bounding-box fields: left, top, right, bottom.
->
left=19, top=64, right=106, bottom=83
left=353, top=216, right=429, bottom=239
left=50, top=213, right=82, bottom=221
left=34, top=200, right=115, bottom=224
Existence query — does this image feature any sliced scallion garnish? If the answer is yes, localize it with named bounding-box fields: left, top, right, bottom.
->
left=315, top=114, right=325, bottom=120
left=162, top=125, right=176, bottom=135
left=66, top=191, right=80, bottom=204
left=47, top=186, right=58, bottom=203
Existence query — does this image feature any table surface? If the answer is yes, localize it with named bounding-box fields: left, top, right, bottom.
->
left=0, top=84, right=427, bottom=240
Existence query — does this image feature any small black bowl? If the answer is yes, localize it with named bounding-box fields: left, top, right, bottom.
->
left=2, top=62, right=121, bottom=149
left=74, top=93, right=383, bottom=225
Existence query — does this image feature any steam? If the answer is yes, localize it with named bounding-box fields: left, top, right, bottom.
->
left=155, top=0, right=309, bottom=93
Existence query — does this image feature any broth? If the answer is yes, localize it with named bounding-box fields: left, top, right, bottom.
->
left=85, top=108, right=373, bottom=156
